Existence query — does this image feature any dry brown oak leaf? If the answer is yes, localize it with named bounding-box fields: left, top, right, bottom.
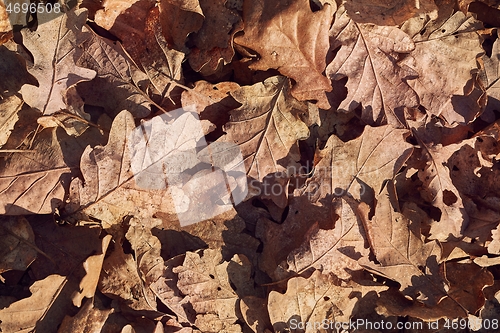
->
left=416, top=138, right=471, bottom=240
left=0, top=275, right=68, bottom=333
left=344, top=0, right=438, bottom=26
left=158, top=0, right=204, bottom=53
left=0, top=125, right=103, bottom=215
left=0, top=216, right=38, bottom=280
left=173, top=249, right=255, bottom=332
left=188, top=0, right=242, bottom=75
left=216, top=76, right=310, bottom=181
left=400, top=3, right=486, bottom=125
left=377, top=261, right=493, bottom=321
left=20, top=9, right=96, bottom=117
left=76, top=29, right=155, bottom=119
left=326, top=5, right=419, bottom=127
left=303, top=125, right=413, bottom=203
left=267, top=270, right=355, bottom=333
left=274, top=196, right=369, bottom=281
left=125, top=217, right=194, bottom=324
left=358, top=187, right=450, bottom=307
left=63, top=110, right=182, bottom=231
left=234, top=0, right=334, bottom=109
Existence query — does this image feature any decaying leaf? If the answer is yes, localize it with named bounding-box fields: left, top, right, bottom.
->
left=235, top=0, right=334, bottom=108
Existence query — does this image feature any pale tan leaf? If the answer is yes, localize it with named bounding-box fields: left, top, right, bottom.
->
left=216, top=76, right=310, bottom=181
left=125, top=218, right=194, bottom=323
left=303, top=125, right=413, bottom=202
left=76, top=29, right=153, bottom=118
left=0, top=274, right=67, bottom=333
left=173, top=250, right=251, bottom=332
left=98, top=236, right=160, bottom=314
left=417, top=140, right=470, bottom=239
left=327, top=5, right=419, bottom=126
left=359, top=188, right=448, bottom=306
left=400, top=4, right=486, bottom=125
left=482, top=37, right=500, bottom=118
left=0, top=216, right=37, bottom=278
left=0, top=95, right=22, bottom=147
left=0, top=126, right=103, bottom=215
left=344, top=0, right=438, bottom=25
left=58, top=296, right=113, bottom=333
left=20, top=9, right=96, bottom=116
left=268, top=270, right=353, bottom=332
left=72, top=235, right=112, bottom=307
left=276, top=196, right=369, bottom=280
left=0, top=1, right=9, bottom=33
left=489, top=224, right=500, bottom=255
left=234, top=0, right=334, bottom=108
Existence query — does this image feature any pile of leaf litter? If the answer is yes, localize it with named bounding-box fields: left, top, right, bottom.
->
left=1, top=0, right=500, bottom=332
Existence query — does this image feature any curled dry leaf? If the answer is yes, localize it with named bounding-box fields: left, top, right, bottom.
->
left=268, top=270, right=354, bottom=332
left=20, top=9, right=96, bottom=117
left=303, top=125, right=413, bottom=202
left=327, top=5, right=419, bottom=126
left=400, top=3, right=486, bottom=125
left=217, top=76, right=310, bottom=181
left=234, top=0, right=334, bottom=109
